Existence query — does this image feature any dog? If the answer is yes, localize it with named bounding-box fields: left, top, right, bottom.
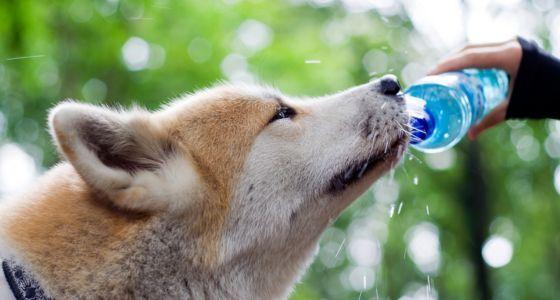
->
left=0, top=75, right=408, bottom=299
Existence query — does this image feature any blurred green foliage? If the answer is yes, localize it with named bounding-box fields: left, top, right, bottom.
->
left=0, top=0, right=559, bottom=299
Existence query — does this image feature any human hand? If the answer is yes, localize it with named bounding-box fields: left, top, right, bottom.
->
left=428, top=39, right=523, bottom=140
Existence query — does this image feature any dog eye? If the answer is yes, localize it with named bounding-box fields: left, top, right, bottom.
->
left=269, top=105, right=296, bottom=123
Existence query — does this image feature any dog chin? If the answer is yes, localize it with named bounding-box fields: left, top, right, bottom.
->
left=331, top=136, right=408, bottom=203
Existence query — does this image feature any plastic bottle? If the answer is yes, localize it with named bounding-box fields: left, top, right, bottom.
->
left=405, top=68, right=509, bottom=153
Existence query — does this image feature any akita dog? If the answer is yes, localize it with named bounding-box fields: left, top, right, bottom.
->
left=0, top=75, right=408, bottom=299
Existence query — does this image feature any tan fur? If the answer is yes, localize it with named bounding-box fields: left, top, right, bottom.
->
left=163, top=89, right=278, bottom=264
left=6, top=164, right=150, bottom=294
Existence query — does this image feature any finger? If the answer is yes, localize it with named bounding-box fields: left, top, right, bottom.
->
left=427, top=52, right=478, bottom=75
left=468, top=102, right=508, bottom=140
left=429, top=41, right=519, bottom=76
left=459, top=39, right=515, bottom=52
left=428, top=49, right=507, bottom=75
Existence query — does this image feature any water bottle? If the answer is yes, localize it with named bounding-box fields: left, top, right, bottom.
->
left=405, top=68, right=509, bottom=153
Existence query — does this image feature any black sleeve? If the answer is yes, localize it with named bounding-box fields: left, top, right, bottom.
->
left=506, top=37, right=560, bottom=120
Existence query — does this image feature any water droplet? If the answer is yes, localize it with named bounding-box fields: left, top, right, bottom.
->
left=413, top=176, right=419, bottom=185
left=334, top=238, right=346, bottom=258
left=427, top=275, right=431, bottom=299
left=5, top=55, right=45, bottom=61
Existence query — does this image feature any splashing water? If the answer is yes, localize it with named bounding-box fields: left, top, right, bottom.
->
left=405, top=94, right=429, bottom=144
left=389, top=168, right=396, bottom=183
left=427, top=275, right=431, bottom=299
left=357, top=276, right=366, bottom=300
left=389, top=204, right=396, bottom=218
left=405, top=94, right=427, bottom=118
left=406, top=151, right=424, bottom=164
left=5, top=54, right=45, bottom=61
left=335, top=238, right=346, bottom=258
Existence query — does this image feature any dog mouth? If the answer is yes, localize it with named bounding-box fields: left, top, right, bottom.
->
left=327, top=137, right=407, bottom=193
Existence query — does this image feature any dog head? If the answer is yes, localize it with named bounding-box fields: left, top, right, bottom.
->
left=49, top=75, right=408, bottom=272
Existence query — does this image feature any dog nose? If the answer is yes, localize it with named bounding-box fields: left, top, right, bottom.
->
left=378, top=75, right=401, bottom=96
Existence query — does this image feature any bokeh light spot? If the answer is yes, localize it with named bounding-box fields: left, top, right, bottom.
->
left=0, top=143, right=37, bottom=197
left=362, top=50, right=388, bottom=76
left=0, top=112, right=5, bottom=138
left=148, top=44, right=166, bottom=69
left=482, top=235, right=513, bottom=268
left=406, top=222, right=441, bottom=274
left=236, top=20, right=273, bottom=54
left=424, top=149, right=456, bottom=170
left=373, top=177, right=400, bottom=204
left=347, top=266, right=375, bottom=291
left=348, top=238, right=381, bottom=267
left=554, top=165, right=560, bottom=194
left=122, top=37, right=150, bottom=71
left=82, top=78, right=108, bottom=102
left=220, top=53, right=254, bottom=83
left=188, top=37, right=213, bottom=63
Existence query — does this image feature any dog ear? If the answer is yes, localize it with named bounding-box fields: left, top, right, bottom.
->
left=49, top=101, right=200, bottom=211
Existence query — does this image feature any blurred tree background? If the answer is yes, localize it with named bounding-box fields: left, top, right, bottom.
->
left=0, top=0, right=559, bottom=299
